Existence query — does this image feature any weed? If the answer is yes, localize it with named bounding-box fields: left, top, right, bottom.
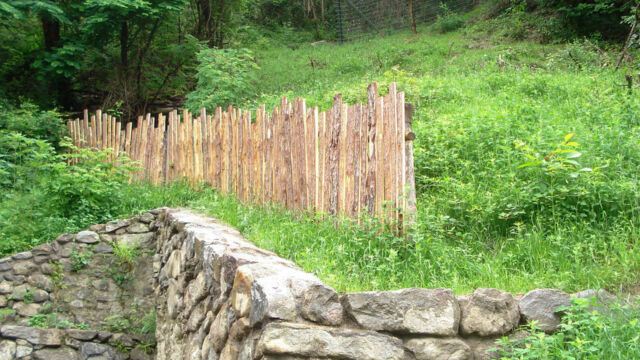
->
left=22, top=289, right=33, bottom=304
left=102, top=307, right=155, bottom=334
left=107, top=242, right=142, bottom=287
left=70, top=250, right=92, bottom=272
left=494, top=298, right=640, bottom=359
left=28, top=313, right=89, bottom=329
left=49, top=261, right=65, bottom=289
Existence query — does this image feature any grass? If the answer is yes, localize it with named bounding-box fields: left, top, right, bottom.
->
left=495, top=298, right=640, bottom=359
left=215, top=23, right=640, bottom=295
left=2, top=19, right=639, bottom=297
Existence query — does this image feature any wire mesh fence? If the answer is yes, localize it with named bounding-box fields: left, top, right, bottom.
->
left=336, top=0, right=479, bottom=41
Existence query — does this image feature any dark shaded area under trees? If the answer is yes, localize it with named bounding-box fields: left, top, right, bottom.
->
left=0, top=0, right=334, bottom=120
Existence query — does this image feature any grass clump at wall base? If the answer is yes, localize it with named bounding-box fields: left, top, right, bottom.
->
left=496, top=298, right=640, bottom=359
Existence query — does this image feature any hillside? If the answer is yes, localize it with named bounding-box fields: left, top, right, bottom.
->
left=211, top=24, right=640, bottom=295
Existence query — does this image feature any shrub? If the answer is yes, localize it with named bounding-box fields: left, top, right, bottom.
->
left=0, top=130, right=55, bottom=192
left=0, top=130, right=138, bottom=256
left=185, top=48, right=259, bottom=111
left=495, top=298, right=640, bottom=359
left=433, top=4, right=465, bottom=34
left=0, top=101, right=65, bottom=147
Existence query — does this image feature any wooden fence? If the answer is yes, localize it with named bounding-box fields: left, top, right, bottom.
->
left=67, top=82, right=416, bottom=223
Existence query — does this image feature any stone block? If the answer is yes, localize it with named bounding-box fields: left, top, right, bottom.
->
left=459, top=288, right=520, bottom=337
left=342, top=288, right=460, bottom=335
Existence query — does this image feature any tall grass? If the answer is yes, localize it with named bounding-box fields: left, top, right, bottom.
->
left=2, top=25, right=639, bottom=296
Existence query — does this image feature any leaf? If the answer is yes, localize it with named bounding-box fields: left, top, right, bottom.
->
left=564, top=133, right=574, bottom=143
left=518, top=161, right=542, bottom=168
left=566, top=152, right=582, bottom=158
left=565, top=141, right=579, bottom=147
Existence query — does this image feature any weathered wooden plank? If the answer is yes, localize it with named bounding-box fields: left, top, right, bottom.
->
left=293, top=98, right=307, bottom=210
left=258, top=106, right=266, bottom=203
left=200, top=108, right=208, bottom=185
left=272, top=106, right=283, bottom=205
left=251, top=109, right=260, bottom=202
left=320, top=111, right=329, bottom=214
left=124, top=121, right=132, bottom=159
left=306, top=105, right=317, bottom=212
left=353, top=102, right=363, bottom=218
left=395, top=89, right=406, bottom=222
left=375, top=96, right=385, bottom=219
left=338, top=103, right=348, bottom=215
left=95, top=110, right=102, bottom=150
left=89, top=115, right=96, bottom=149
left=213, top=107, right=222, bottom=189
left=195, top=112, right=203, bottom=183
left=264, top=109, right=274, bottom=203
left=102, top=113, right=108, bottom=153
left=382, top=92, right=395, bottom=221
left=238, top=109, right=246, bottom=202
left=158, top=114, right=167, bottom=183
left=344, top=104, right=356, bottom=218
left=244, top=110, right=252, bottom=202
left=403, top=102, right=417, bottom=227
left=389, top=83, right=399, bottom=222
left=114, top=121, right=121, bottom=160
left=82, top=110, right=89, bottom=147
left=327, top=95, right=342, bottom=215
left=226, top=109, right=234, bottom=194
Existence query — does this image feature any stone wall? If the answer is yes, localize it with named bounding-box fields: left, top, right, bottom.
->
left=152, top=209, right=611, bottom=360
left=0, top=212, right=159, bottom=359
left=0, top=208, right=616, bottom=360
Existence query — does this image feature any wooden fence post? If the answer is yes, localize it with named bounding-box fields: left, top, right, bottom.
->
left=66, top=83, right=417, bottom=228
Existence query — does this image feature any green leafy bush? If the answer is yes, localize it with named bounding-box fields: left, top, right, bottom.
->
left=185, top=48, right=259, bottom=111
left=0, top=130, right=55, bottom=191
left=433, top=4, right=465, bottom=33
left=0, top=119, right=138, bottom=255
left=496, top=298, right=640, bottom=359
left=0, top=101, right=65, bottom=147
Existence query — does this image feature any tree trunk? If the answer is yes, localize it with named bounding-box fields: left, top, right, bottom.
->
left=197, top=0, right=213, bottom=40
left=408, top=0, right=417, bottom=34
left=311, top=0, right=320, bottom=40
left=120, top=21, right=129, bottom=68
left=42, top=18, right=60, bottom=51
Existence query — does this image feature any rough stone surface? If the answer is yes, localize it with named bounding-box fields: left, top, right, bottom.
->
left=76, top=231, right=100, bottom=244
left=405, top=338, right=473, bottom=360
left=459, top=288, right=520, bottom=336
left=258, top=322, right=411, bottom=360
left=519, top=289, right=571, bottom=333
left=0, top=326, right=62, bottom=346
left=33, top=347, right=79, bottom=360
left=342, top=288, right=460, bottom=335
left=105, top=220, right=130, bottom=233
left=0, top=340, right=16, bottom=360
left=1, top=208, right=613, bottom=360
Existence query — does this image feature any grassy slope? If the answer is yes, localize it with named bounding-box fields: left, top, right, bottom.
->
left=190, top=23, right=640, bottom=295
left=3, top=20, right=638, bottom=296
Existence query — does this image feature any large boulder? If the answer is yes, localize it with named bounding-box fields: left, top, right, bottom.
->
left=519, top=289, right=570, bottom=333
left=459, top=288, right=520, bottom=336
left=342, top=288, right=459, bottom=335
